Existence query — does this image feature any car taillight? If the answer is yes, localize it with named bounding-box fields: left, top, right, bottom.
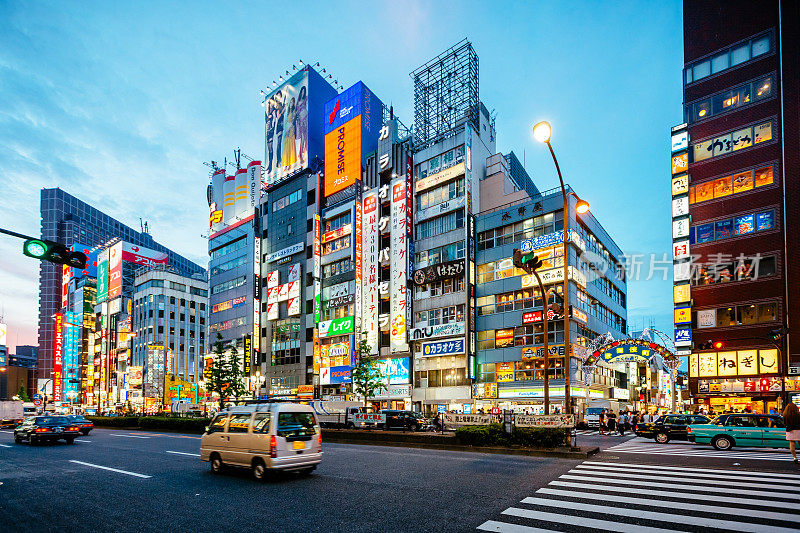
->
left=270, top=435, right=277, bottom=458
left=35, top=428, right=48, bottom=433
left=687, top=427, right=692, bottom=433
left=67, top=427, right=79, bottom=432
left=318, top=434, right=323, bottom=451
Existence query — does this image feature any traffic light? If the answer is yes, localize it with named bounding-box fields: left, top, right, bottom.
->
left=23, top=239, right=86, bottom=269
left=696, top=340, right=722, bottom=350
left=512, top=248, right=543, bottom=274
left=713, top=341, right=724, bottom=350
left=546, top=287, right=564, bottom=315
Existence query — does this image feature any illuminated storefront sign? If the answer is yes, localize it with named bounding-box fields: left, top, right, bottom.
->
left=372, top=358, right=410, bottom=385
left=496, top=362, right=515, bottom=382
left=264, top=69, right=310, bottom=186
left=521, top=266, right=586, bottom=288
left=318, top=316, right=355, bottom=338
left=362, top=189, right=379, bottom=355
left=389, top=178, right=409, bottom=353
left=53, top=313, right=63, bottom=402
left=321, top=223, right=352, bottom=243
left=689, top=349, right=777, bottom=378
left=211, top=295, right=247, bottom=314
left=409, top=322, right=465, bottom=341
left=264, top=242, right=304, bottom=263
left=415, top=162, right=465, bottom=193
left=412, top=259, right=465, bottom=286
left=420, top=339, right=465, bottom=357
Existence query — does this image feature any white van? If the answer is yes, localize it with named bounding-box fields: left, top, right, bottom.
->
left=200, top=402, right=322, bottom=480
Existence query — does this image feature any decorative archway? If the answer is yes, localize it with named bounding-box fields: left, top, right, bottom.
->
left=580, top=328, right=680, bottom=388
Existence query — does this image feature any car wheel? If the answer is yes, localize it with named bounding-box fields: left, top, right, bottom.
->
left=30, top=436, right=38, bottom=445
left=210, top=454, right=224, bottom=474
left=251, top=459, right=267, bottom=481
left=655, top=432, right=670, bottom=444
left=66, top=437, right=75, bottom=445
left=712, top=435, right=734, bottom=451
left=14, top=436, right=22, bottom=444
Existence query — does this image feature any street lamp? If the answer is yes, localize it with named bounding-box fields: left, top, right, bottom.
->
left=533, top=121, right=590, bottom=416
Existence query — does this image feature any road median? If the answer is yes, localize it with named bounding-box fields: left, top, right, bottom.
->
left=321, top=428, right=598, bottom=458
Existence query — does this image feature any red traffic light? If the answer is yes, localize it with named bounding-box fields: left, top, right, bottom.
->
left=713, top=341, right=724, bottom=350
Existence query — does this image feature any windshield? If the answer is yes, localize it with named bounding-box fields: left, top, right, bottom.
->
left=586, top=408, right=604, bottom=415
left=36, top=416, right=69, bottom=425
left=277, top=412, right=317, bottom=438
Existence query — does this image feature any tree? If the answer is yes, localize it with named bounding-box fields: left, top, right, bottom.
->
left=16, top=385, right=31, bottom=403
left=351, top=333, right=387, bottom=408
left=205, top=333, right=247, bottom=410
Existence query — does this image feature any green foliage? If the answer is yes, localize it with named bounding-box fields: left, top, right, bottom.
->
left=455, top=424, right=568, bottom=448
left=351, top=333, right=387, bottom=407
left=137, top=416, right=211, bottom=432
left=205, top=333, right=247, bottom=409
left=85, top=416, right=140, bottom=427
left=16, top=385, right=31, bottom=402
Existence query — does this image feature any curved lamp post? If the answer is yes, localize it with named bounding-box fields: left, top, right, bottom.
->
left=533, top=121, right=589, bottom=416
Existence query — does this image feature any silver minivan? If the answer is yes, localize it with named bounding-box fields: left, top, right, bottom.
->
left=200, top=402, right=322, bottom=480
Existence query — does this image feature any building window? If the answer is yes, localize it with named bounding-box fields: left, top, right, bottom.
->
left=414, top=241, right=465, bottom=268
left=684, top=32, right=772, bottom=85
left=272, top=189, right=302, bottom=212
left=414, top=305, right=465, bottom=328
left=416, top=178, right=464, bottom=211
left=210, top=237, right=247, bottom=260
left=210, top=276, right=246, bottom=295
left=685, top=75, right=774, bottom=124
left=690, top=166, right=774, bottom=206
left=693, top=254, right=777, bottom=286
left=322, top=235, right=350, bottom=255
left=324, top=212, right=351, bottom=233
left=415, top=210, right=464, bottom=240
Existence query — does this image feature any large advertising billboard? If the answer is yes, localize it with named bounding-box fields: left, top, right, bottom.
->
left=323, top=82, right=383, bottom=197
left=265, top=69, right=309, bottom=185
left=53, top=313, right=63, bottom=402
left=121, top=242, right=169, bottom=268
left=389, top=178, right=409, bottom=353
left=362, top=189, right=379, bottom=355
left=96, top=248, right=109, bottom=303
left=108, top=242, right=123, bottom=300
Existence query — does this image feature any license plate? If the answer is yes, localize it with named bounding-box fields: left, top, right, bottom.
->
left=292, top=441, right=305, bottom=450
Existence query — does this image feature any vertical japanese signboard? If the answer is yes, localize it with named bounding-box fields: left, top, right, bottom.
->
left=405, top=155, right=413, bottom=338
left=96, top=248, right=109, bottom=303
left=53, top=313, right=63, bottom=402
left=354, top=186, right=363, bottom=341
left=390, top=177, right=409, bottom=353
left=362, top=188, right=379, bottom=355
left=313, top=214, right=322, bottom=323
left=671, top=123, right=692, bottom=349
left=108, top=242, right=123, bottom=300
left=253, top=232, right=261, bottom=355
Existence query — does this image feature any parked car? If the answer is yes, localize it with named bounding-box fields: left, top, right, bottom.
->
left=200, top=402, right=322, bottom=480
left=635, top=414, right=710, bottom=443
left=688, top=413, right=787, bottom=451
left=66, top=415, right=94, bottom=435
left=381, top=410, right=425, bottom=431
left=14, top=416, right=81, bottom=445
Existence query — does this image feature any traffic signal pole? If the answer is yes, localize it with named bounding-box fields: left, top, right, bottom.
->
left=532, top=271, right=549, bottom=413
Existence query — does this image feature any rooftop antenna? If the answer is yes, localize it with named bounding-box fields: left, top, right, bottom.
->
left=139, top=218, right=144, bottom=233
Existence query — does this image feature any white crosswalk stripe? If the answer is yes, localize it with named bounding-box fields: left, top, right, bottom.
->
left=477, top=461, right=800, bottom=532
left=604, top=436, right=795, bottom=461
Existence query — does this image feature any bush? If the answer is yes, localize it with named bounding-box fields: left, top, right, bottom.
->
left=138, top=416, right=211, bottom=432
left=455, top=424, right=567, bottom=448
left=86, top=416, right=140, bottom=427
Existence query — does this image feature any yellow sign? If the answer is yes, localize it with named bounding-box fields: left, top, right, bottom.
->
left=671, top=153, right=688, bottom=175
left=674, top=307, right=691, bottom=324
left=164, top=374, right=198, bottom=404
left=673, top=284, right=690, bottom=304
left=688, top=349, right=772, bottom=378
left=209, top=210, right=223, bottom=228
left=672, top=174, right=689, bottom=195
left=496, top=362, right=515, bottom=383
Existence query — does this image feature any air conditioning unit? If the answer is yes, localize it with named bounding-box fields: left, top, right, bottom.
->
left=420, top=378, right=428, bottom=388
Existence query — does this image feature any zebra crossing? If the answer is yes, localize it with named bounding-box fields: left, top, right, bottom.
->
left=477, top=460, right=800, bottom=532
left=604, top=436, right=796, bottom=461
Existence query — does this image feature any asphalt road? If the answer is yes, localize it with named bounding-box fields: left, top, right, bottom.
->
left=1, top=428, right=797, bottom=532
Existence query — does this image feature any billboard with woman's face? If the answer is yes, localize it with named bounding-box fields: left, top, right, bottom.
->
left=264, top=69, right=309, bottom=185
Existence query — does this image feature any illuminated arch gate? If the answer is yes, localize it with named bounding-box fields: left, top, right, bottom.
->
left=580, top=328, right=680, bottom=388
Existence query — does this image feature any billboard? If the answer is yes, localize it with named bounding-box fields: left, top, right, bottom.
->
left=373, top=357, right=410, bottom=385
left=96, top=248, right=109, bottom=303
left=265, top=69, right=310, bottom=185
left=122, top=242, right=168, bottom=268
left=362, top=189, right=379, bottom=355
left=108, top=242, right=123, bottom=300
left=71, top=243, right=100, bottom=279
left=53, top=313, right=63, bottom=402
left=323, top=81, right=383, bottom=197
left=389, top=178, right=409, bottom=353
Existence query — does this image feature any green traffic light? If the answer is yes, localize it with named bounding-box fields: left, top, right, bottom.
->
left=25, top=240, right=48, bottom=258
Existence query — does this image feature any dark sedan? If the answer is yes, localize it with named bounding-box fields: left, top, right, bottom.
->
left=635, top=414, right=711, bottom=443
left=382, top=410, right=425, bottom=431
left=66, top=415, right=93, bottom=435
left=14, top=416, right=81, bottom=445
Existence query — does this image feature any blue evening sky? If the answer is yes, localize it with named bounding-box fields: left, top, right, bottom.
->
left=0, top=0, right=683, bottom=351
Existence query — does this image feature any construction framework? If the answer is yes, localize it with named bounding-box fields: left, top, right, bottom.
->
left=410, top=39, right=479, bottom=151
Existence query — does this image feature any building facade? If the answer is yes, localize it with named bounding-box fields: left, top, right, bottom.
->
left=678, top=0, right=800, bottom=413
left=132, top=265, right=208, bottom=409
left=38, top=188, right=204, bottom=386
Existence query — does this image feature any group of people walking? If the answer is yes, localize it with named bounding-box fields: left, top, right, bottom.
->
left=598, top=409, right=651, bottom=436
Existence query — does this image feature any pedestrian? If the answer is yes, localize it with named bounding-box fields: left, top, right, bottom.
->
left=783, top=403, right=800, bottom=464
left=599, top=409, right=607, bottom=435
left=618, top=412, right=626, bottom=436
left=607, top=411, right=616, bottom=435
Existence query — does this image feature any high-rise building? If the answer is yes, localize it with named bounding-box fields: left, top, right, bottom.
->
left=677, top=0, right=800, bottom=413
left=132, top=265, right=208, bottom=408
left=37, top=188, right=205, bottom=399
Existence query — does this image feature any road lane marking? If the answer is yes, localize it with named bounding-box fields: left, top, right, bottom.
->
left=110, top=434, right=151, bottom=439
left=559, top=473, right=799, bottom=499
left=536, top=487, right=800, bottom=523
left=518, top=497, right=796, bottom=533
left=477, top=520, right=560, bottom=532
left=501, top=507, right=676, bottom=533
left=584, top=460, right=799, bottom=477
left=166, top=450, right=200, bottom=457
left=573, top=463, right=800, bottom=486
left=562, top=469, right=796, bottom=490
left=75, top=439, right=91, bottom=443
left=0, top=444, right=12, bottom=448
left=69, top=460, right=151, bottom=478
left=549, top=480, right=800, bottom=510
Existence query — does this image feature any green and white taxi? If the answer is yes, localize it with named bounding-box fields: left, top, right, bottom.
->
left=687, top=413, right=788, bottom=451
